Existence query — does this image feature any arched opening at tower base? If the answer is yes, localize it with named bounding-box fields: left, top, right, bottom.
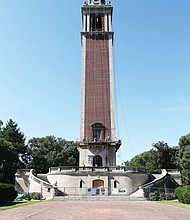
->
left=93, top=155, right=103, bottom=166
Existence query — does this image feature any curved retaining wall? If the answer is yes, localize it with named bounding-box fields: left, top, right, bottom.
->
left=29, top=169, right=54, bottom=199
left=47, top=169, right=149, bottom=196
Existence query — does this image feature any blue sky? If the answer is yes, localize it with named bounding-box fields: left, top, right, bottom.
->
left=0, top=0, right=190, bottom=164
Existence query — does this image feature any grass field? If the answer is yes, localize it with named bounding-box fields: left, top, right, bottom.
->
left=0, top=201, right=40, bottom=212
left=160, top=200, right=190, bottom=210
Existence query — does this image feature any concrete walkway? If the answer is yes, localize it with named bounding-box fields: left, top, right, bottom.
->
left=0, top=201, right=190, bottom=220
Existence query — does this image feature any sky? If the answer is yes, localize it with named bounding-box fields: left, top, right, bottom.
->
left=0, top=0, right=190, bottom=164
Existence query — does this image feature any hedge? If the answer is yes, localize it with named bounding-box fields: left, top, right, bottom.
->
left=0, top=182, right=17, bottom=204
left=175, top=185, right=190, bottom=204
left=149, top=191, right=175, bottom=201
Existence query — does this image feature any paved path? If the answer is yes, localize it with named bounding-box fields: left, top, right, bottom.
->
left=0, top=201, right=190, bottom=220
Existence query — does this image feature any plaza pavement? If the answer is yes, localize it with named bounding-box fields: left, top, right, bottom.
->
left=0, top=201, right=190, bottom=220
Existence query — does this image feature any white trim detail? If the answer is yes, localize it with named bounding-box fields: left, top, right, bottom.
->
left=83, top=13, right=86, bottom=32
left=80, top=35, right=86, bottom=141
left=87, top=14, right=90, bottom=32
left=109, top=35, right=115, bottom=141
left=108, top=14, right=112, bottom=31
left=104, top=13, right=108, bottom=32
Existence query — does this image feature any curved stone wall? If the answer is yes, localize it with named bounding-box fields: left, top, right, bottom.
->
left=47, top=170, right=149, bottom=196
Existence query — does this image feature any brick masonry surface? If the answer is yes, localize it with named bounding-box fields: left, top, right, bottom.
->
left=85, top=37, right=111, bottom=140
left=0, top=201, right=190, bottom=220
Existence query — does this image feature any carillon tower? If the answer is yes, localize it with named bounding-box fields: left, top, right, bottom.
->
left=17, top=0, right=161, bottom=199
left=78, top=0, right=121, bottom=167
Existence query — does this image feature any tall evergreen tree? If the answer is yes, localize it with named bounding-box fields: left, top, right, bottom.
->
left=0, top=119, right=27, bottom=183
left=0, top=119, right=26, bottom=154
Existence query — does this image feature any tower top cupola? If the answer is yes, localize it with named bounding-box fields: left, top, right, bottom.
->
left=90, top=0, right=105, bottom=4
left=84, top=0, right=110, bottom=6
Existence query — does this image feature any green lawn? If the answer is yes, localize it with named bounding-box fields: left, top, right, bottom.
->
left=0, top=201, right=40, bottom=212
left=160, top=201, right=190, bottom=210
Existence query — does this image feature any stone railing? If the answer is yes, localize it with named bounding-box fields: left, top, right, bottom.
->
left=49, top=166, right=147, bottom=173
left=29, top=169, right=54, bottom=199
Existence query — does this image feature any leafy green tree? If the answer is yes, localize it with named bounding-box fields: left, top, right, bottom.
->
left=0, top=120, right=3, bottom=130
left=178, top=133, right=190, bottom=158
left=27, top=136, right=79, bottom=173
left=0, top=119, right=27, bottom=183
left=125, top=151, right=156, bottom=173
left=180, top=148, right=190, bottom=185
left=178, top=133, right=190, bottom=184
left=125, top=141, right=178, bottom=173
left=152, top=141, right=178, bottom=170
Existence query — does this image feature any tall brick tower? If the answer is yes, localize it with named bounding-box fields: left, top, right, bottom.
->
left=78, top=0, right=121, bottom=167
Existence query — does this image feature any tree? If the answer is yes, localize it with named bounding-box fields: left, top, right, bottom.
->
left=27, top=136, right=79, bottom=173
left=0, top=120, right=3, bottom=130
left=0, top=139, right=12, bottom=183
left=125, top=151, right=156, bottom=173
left=152, top=141, right=178, bottom=170
left=180, top=148, right=190, bottom=185
left=0, top=119, right=27, bottom=183
left=0, top=119, right=26, bottom=155
left=178, top=133, right=190, bottom=184
left=125, top=141, right=178, bottom=173
left=178, top=133, right=190, bottom=158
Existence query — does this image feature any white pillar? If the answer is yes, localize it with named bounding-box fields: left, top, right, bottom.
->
left=104, top=14, right=108, bottom=32
left=83, top=13, right=87, bottom=32
left=108, top=14, right=112, bottom=31
left=80, top=35, right=86, bottom=141
left=109, top=35, right=115, bottom=141
left=87, top=13, right=90, bottom=32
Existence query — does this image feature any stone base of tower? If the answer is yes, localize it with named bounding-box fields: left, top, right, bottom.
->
left=15, top=168, right=180, bottom=200
left=77, top=140, right=122, bottom=167
left=47, top=166, right=149, bottom=196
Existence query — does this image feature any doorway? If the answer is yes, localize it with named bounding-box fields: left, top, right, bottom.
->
left=93, top=155, right=103, bottom=166
left=92, top=179, right=104, bottom=188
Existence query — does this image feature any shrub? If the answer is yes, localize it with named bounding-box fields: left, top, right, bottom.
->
left=175, top=185, right=190, bottom=204
left=175, top=186, right=185, bottom=203
left=159, top=192, right=166, bottom=201
left=29, top=192, right=42, bottom=200
left=149, top=192, right=158, bottom=201
left=0, top=182, right=17, bottom=204
left=165, top=193, right=175, bottom=200
left=182, top=186, right=190, bottom=204
left=175, top=186, right=183, bottom=202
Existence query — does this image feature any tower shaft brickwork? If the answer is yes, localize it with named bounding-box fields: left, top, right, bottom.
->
left=85, top=37, right=111, bottom=139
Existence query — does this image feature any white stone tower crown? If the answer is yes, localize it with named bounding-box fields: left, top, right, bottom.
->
left=86, top=0, right=107, bottom=5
